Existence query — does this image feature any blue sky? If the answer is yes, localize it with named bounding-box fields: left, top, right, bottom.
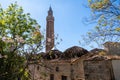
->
left=0, top=0, right=96, bottom=51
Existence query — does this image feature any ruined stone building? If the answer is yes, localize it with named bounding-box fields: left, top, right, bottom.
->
left=84, top=55, right=120, bottom=80
left=28, top=46, right=120, bottom=80
left=28, top=7, right=120, bottom=80
left=29, top=46, right=90, bottom=80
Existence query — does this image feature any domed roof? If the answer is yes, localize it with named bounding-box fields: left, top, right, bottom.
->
left=38, top=52, right=46, bottom=58
left=63, top=46, right=89, bottom=59
left=90, top=48, right=106, bottom=54
left=44, top=49, right=62, bottom=60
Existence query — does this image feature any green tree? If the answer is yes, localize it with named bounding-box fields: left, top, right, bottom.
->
left=0, top=2, right=42, bottom=80
left=83, top=0, right=120, bottom=47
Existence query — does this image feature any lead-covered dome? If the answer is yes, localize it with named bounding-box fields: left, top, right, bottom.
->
left=44, top=49, right=62, bottom=60
left=62, top=46, right=89, bottom=59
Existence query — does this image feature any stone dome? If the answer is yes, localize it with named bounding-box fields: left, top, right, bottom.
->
left=38, top=52, right=46, bottom=58
left=62, top=46, right=89, bottom=59
left=44, top=49, right=62, bottom=60
left=87, top=48, right=107, bottom=58
left=90, top=48, right=106, bottom=54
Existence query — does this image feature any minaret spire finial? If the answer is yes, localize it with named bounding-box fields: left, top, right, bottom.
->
left=50, top=5, right=51, bottom=9
left=48, top=5, right=53, bottom=15
left=49, top=6, right=52, bottom=11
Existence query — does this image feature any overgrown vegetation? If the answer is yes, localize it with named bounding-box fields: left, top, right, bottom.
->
left=83, top=0, right=120, bottom=47
left=0, top=2, right=42, bottom=80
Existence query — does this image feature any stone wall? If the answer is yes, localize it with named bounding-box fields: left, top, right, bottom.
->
left=28, top=60, right=72, bottom=80
left=112, top=60, right=120, bottom=80
left=83, top=60, right=114, bottom=80
left=28, top=62, right=50, bottom=80
left=28, top=52, right=91, bottom=80
left=28, top=56, right=88, bottom=80
left=29, top=55, right=120, bottom=80
left=46, top=61, right=71, bottom=80
left=71, top=57, right=88, bottom=80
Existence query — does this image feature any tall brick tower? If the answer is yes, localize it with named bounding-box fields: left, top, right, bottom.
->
left=46, top=6, right=54, bottom=52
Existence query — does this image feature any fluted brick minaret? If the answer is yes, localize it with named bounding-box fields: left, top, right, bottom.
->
left=46, top=6, right=54, bottom=52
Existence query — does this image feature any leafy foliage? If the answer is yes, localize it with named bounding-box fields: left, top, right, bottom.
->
left=83, top=0, right=120, bottom=47
left=0, top=2, right=42, bottom=80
